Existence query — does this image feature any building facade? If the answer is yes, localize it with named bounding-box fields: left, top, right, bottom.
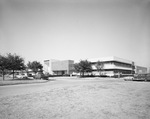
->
left=44, top=59, right=74, bottom=75
left=135, top=66, right=147, bottom=74
left=89, top=56, right=135, bottom=77
left=43, top=56, right=148, bottom=76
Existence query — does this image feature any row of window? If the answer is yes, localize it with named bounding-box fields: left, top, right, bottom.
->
left=113, top=62, right=132, bottom=68
left=92, top=61, right=133, bottom=68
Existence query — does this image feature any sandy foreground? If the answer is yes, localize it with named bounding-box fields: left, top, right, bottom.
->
left=0, top=77, right=150, bottom=119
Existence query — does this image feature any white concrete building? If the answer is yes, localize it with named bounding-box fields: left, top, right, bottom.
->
left=43, top=59, right=74, bottom=75
left=88, top=56, right=135, bottom=77
left=43, top=56, right=148, bottom=77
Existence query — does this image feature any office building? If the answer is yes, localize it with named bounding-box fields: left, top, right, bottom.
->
left=44, top=56, right=147, bottom=76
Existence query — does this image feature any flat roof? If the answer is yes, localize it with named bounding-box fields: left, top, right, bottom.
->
left=88, top=56, right=133, bottom=64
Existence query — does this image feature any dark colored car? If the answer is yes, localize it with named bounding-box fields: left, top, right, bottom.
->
left=133, top=73, right=150, bottom=81
left=146, top=73, right=150, bottom=81
left=34, top=73, right=49, bottom=80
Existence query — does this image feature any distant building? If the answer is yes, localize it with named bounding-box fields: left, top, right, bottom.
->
left=148, top=67, right=150, bottom=73
left=43, top=56, right=148, bottom=76
left=44, top=59, right=74, bottom=75
left=88, top=56, right=135, bottom=77
left=135, top=66, right=147, bottom=74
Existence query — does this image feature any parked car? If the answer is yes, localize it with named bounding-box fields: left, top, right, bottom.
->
left=133, top=73, right=150, bottom=81
left=27, top=74, right=35, bottom=79
left=33, top=72, right=49, bottom=80
left=145, top=73, right=150, bottom=81
left=123, top=76, right=134, bottom=81
left=16, top=74, right=27, bottom=79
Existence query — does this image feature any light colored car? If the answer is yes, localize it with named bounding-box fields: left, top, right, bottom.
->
left=16, top=74, right=27, bottom=79
left=123, top=76, right=134, bottom=81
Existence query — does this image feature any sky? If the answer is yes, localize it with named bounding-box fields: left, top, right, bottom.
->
left=0, top=0, right=150, bottom=67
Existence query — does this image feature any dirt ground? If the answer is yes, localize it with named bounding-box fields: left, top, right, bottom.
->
left=0, top=77, right=150, bottom=119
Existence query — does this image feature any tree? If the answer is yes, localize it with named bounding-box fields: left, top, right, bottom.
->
left=74, top=63, right=82, bottom=76
left=74, top=60, right=92, bottom=77
left=27, top=61, right=43, bottom=74
left=95, top=60, right=104, bottom=76
left=7, top=53, right=25, bottom=79
left=0, top=55, right=9, bottom=80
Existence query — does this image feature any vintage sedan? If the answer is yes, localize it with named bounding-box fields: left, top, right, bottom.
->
left=123, top=76, right=134, bottom=81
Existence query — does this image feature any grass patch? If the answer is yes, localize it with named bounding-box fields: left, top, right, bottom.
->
left=0, top=78, right=49, bottom=86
